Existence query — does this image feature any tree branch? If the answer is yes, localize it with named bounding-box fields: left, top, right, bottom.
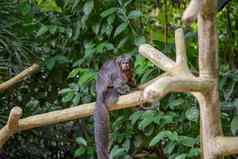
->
left=0, top=64, right=40, bottom=92
left=182, top=0, right=201, bottom=24
left=143, top=76, right=214, bottom=102
left=175, top=28, right=189, bottom=72
left=0, top=107, right=22, bottom=147
left=215, top=136, right=238, bottom=156
left=138, top=73, right=169, bottom=90
left=139, top=44, right=176, bottom=73
left=0, top=91, right=144, bottom=147
left=18, top=90, right=144, bottom=131
left=198, top=1, right=218, bottom=78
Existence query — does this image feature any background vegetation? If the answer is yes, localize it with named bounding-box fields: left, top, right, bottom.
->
left=0, top=0, right=237, bottom=158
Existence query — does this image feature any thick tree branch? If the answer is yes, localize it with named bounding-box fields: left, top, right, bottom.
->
left=182, top=0, right=201, bottom=24
left=18, top=90, right=144, bottom=131
left=0, top=107, right=22, bottom=147
left=138, top=73, right=169, bottom=90
left=139, top=44, right=176, bottom=73
left=143, top=76, right=214, bottom=102
left=215, top=137, right=238, bottom=156
left=0, top=91, right=144, bottom=147
left=198, top=1, right=218, bottom=78
left=0, top=64, right=40, bottom=92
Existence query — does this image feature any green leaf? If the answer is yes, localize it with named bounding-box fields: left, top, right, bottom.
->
left=178, top=136, right=195, bottom=147
left=74, top=147, right=86, bottom=157
left=111, top=147, right=127, bottom=158
left=188, top=148, right=200, bottom=157
left=20, top=2, right=31, bottom=16
left=58, top=88, right=73, bottom=94
left=150, top=131, right=178, bottom=146
left=117, top=37, right=128, bottom=50
left=100, top=7, right=117, bottom=18
left=134, top=36, right=145, bottom=46
left=54, top=55, right=70, bottom=64
left=62, top=92, right=75, bottom=103
left=138, top=115, right=154, bottom=130
left=83, top=0, right=94, bottom=15
left=164, top=142, right=176, bottom=154
left=78, top=72, right=96, bottom=86
left=114, top=23, right=128, bottom=38
left=185, top=106, right=199, bottom=122
left=129, top=111, right=143, bottom=125
left=36, top=25, right=48, bottom=37
left=48, top=25, right=57, bottom=34
left=73, top=94, right=81, bottom=105
left=68, top=68, right=81, bottom=78
left=175, top=154, right=187, bottom=159
left=231, top=116, right=238, bottom=135
left=76, top=137, right=87, bottom=146
left=45, top=58, right=55, bottom=71
left=36, top=0, right=62, bottom=12
left=128, top=10, right=142, bottom=19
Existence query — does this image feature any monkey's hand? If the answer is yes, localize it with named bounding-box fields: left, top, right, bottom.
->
left=116, top=84, right=130, bottom=95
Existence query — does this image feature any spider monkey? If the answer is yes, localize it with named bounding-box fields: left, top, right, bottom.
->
left=94, top=55, right=135, bottom=159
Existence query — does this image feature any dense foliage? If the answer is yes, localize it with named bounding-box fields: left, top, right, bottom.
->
left=0, top=0, right=237, bottom=158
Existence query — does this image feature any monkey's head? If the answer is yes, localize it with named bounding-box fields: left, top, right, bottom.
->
left=116, top=55, right=132, bottom=72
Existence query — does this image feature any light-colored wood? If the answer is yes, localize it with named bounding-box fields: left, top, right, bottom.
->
left=0, top=91, right=145, bottom=148
left=215, top=137, right=238, bottom=156
left=138, top=73, right=169, bottom=90
left=143, top=76, right=213, bottom=102
left=139, top=44, right=176, bottom=73
left=0, top=64, right=40, bottom=92
left=175, top=28, right=189, bottom=72
left=182, top=0, right=201, bottom=23
left=197, top=0, right=224, bottom=159
left=0, top=107, right=22, bottom=147
left=18, top=91, right=144, bottom=131
left=8, top=107, right=22, bottom=130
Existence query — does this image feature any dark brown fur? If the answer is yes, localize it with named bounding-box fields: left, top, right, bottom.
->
left=94, top=55, right=133, bottom=159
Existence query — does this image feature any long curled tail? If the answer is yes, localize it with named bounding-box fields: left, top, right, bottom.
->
left=94, top=99, right=110, bottom=159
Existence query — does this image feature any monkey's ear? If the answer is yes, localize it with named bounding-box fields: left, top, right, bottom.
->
left=115, top=56, right=123, bottom=64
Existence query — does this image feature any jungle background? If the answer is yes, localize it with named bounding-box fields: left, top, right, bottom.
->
left=0, top=0, right=237, bottom=158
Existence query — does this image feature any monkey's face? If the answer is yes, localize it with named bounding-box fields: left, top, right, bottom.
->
left=117, top=55, right=132, bottom=72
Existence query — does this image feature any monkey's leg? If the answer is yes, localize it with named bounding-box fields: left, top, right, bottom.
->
left=94, top=101, right=110, bottom=159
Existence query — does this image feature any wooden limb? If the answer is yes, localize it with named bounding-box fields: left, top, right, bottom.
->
left=138, top=72, right=169, bottom=90
left=139, top=44, right=176, bottom=73
left=18, top=91, right=144, bottom=131
left=143, top=76, right=214, bottom=102
left=182, top=0, right=201, bottom=24
left=215, top=137, right=238, bottom=156
left=0, top=64, right=40, bottom=92
left=198, top=1, right=218, bottom=78
left=0, top=107, right=22, bottom=148
left=196, top=0, right=223, bottom=159
left=175, top=28, right=189, bottom=72
left=0, top=91, right=144, bottom=147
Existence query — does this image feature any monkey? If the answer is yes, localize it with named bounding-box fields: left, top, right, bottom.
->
left=94, top=55, right=134, bottom=159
